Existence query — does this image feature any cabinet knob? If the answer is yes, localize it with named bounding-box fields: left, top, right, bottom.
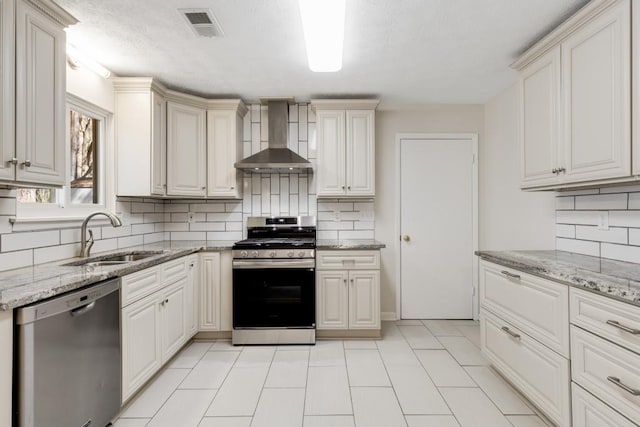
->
left=23, top=160, right=31, bottom=167
left=348, top=186, right=351, bottom=190
left=201, top=186, right=206, bottom=190
left=402, top=235, right=410, bottom=242
left=552, top=168, right=558, bottom=174
left=342, top=186, right=345, bottom=190
left=350, top=278, right=354, bottom=285
left=558, top=167, right=566, bottom=174
left=343, top=279, right=347, bottom=284
left=7, top=158, right=17, bottom=166
left=230, top=186, right=234, bottom=190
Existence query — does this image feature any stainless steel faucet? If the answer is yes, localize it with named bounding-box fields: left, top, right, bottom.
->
left=80, top=211, right=123, bottom=258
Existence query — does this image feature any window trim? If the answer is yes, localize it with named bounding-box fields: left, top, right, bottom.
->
left=15, top=94, right=115, bottom=223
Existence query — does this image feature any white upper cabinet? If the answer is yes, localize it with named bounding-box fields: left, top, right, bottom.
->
left=633, top=0, right=640, bottom=175
left=206, top=100, right=247, bottom=199
left=313, top=100, right=378, bottom=198
left=0, top=0, right=14, bottom=182
left=515, top=0, right=632, bottom=189
left=0, top=0, right=75, bottom=187
left=166, top=94, right=206, bottom=197
left=316, top=110, right=345, bottom=196
left=113, top=78, right=167, bottom=197
left=561, top=0, right=630, bottom=183
left=519, top=46, right=561, bottom=188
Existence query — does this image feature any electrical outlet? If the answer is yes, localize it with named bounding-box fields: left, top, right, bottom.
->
left=187, top=212, right=196, bottom=223
left=597, top=211, right=609, bottom=231
left=334, top=210, right=341, bottom=221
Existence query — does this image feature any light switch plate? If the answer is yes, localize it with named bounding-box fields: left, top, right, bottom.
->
left=597, top=211, right=609, bottom=231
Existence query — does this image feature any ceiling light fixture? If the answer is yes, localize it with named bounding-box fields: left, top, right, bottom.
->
left=298, top=0, right=345, bottom=72
left=66, top=44, right=112, bottom=79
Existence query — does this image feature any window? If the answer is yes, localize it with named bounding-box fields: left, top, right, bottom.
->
left=16, top=94, right=112, bottom=221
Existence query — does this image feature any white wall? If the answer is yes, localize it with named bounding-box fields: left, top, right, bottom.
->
left=375, top=105, right=485, bottom=316
left=480, top=84, right=555, bottom=251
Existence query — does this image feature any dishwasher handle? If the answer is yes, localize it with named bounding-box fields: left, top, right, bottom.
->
left=70, top=301, right=96, bottom=317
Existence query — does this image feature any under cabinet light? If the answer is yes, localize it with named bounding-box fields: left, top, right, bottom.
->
left=298, top=0, right=345, bottom=72
left=66, top=44, right=112, bottom=79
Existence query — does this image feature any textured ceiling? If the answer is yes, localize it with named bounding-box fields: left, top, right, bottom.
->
left=58, top=0, right=588, bottom=105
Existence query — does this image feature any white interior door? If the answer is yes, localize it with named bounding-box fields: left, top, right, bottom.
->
left=400, top=136, right=476, bottom=319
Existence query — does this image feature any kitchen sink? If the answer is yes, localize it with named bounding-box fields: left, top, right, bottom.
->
left=63, top=251, right=165, bottom=267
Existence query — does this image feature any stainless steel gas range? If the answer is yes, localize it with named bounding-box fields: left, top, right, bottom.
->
left=232, top=216, right=316, bottom=345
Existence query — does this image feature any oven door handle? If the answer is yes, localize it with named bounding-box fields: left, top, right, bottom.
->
left=233, top=259, right=315, bottom=269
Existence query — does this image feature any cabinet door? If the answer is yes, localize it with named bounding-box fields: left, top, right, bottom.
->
left=0, top=0, right=14, bottom=182
left=346, top=110, right=375, bottom=196
left=348, top=270, right=380, bottom=329
left=519, top=46, right=561, bottom=188
left=316, top=270, right=349, bottom=329
left=561, top=0, right=631, bottom=183
left=160, top=279, right=186, bottom=363
left=207, top=109, right=240, bottom=198
left=15, top=0, right=66, bottom=185
left=199, top=252, right=221, bottom=331
left=185, top=256, right=199, bottom=338
left=150, top=91, right=166, bottom=195
left=121, top=294, right=162, bottom=403
left=316, top=110, right=346, bottom=197
left=166, top=101, right=206, bottom=196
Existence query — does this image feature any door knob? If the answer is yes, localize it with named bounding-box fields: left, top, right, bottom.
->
left=403, top=235, right=410, bottom=242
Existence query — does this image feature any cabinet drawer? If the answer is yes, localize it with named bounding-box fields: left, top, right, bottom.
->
left=480, top=309, right=571, bottom=427
left=480, top=260, right=569, bottom=356
left=316, top=250, right=380, bottom=270
left=572, top=382, right=637, bottom=427
left=571, top=287, right=640, bottom=355
left=121, top=266, right=162, bottom=307
left=571, top=325, right=640, bottom=424
left=163, top=257, right=188, bottom=284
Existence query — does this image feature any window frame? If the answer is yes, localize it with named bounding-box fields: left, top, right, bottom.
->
left=15, top=94, right=115, bottom=223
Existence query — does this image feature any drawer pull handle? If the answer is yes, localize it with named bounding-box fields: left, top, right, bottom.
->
left=607, top=376, right=640, bottom=396
left=606, top=320, right=640, bottom=335
left=501, top=326, right=521, bottom=340
left=501, top=271, right=520, bottom=279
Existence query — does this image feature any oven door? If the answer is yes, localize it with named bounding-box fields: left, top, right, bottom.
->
left=233, top=260, right=315, bottom=329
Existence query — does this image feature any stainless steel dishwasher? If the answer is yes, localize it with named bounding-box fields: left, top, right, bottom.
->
left=15, top=278, right=121, bottom=427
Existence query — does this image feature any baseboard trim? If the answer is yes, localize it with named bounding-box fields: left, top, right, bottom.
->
left=381, top=312, right=397, bottom=321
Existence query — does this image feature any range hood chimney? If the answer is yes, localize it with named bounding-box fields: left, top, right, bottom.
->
left=234, top=99, right=313, bottom=174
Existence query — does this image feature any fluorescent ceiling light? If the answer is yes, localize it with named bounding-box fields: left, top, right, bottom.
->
left=299, top=0, right=345, bottom=72
left=66, top=44, right=112, bottom=79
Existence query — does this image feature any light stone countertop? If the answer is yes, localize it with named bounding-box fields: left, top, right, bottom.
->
left=316, top=239, right=386, bottom=250
left=477, top=250, right=640, bottom=307
left=0, top=240, right=235, bottom=311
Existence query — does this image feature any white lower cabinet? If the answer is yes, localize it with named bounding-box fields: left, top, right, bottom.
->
left=316, top=250, right=380, bottom=332
left=121, top=291, right=162, bottom=403
left=480, top=309, right=571, bottom=427
left=199, top=252, right=221, bottom=331
left=573, top=383, right=637, bottom=427
left=121, top=255, right=198, bottom=403
left=185, top=255, right=199, bottom=337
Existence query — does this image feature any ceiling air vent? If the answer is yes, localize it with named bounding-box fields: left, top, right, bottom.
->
left=179, top=8, right=224, bottom=38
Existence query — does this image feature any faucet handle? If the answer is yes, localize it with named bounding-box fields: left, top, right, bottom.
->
left=86, top=229, right=95, bottom=253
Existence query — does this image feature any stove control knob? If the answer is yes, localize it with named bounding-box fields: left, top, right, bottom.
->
left=269, top=251, right=276, bottom=258
left=240, top=251, right=248, bottom=258
left=287, top=251, right=294, bottom=258
left=251, top=250, right=259, bottom=258
left=298, top=251, right=306, bottom=258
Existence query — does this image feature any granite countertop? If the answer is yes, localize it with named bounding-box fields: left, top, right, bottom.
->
left=0, top=240, right=235, bottom=311
left=477, top=250, right=640, bottom=307
left=316, top=239, right=386, bottom=250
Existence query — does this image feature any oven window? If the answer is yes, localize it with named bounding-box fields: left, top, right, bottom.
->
left=233, top=268, right=315, bottom=328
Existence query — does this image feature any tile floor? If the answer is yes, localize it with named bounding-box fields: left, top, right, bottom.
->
left=114, top=320, right=551, bottom=427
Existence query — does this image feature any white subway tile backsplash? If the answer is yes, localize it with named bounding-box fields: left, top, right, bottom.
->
left=629, top=193, right=640, bottom=210
left=575, top=226, right=627, bottom=244
left=164, top=223, right=189, bottom=232
left=555, top=224, right=576, bottom=239
left=319, top=221, right=354, bottom=230
left=601, top=243, right=640, bottom=263
left=299, top=106, right=308, bottom=141
left=206, top=212, right=242, bottom=222
left=555, top=197, right=574, bottom=210
left=102, top=225, right=131, bottom=239
left=207, top=231, right=242, bottom=241
left=0, top=198, right=16, bottom=216
left=91, top=238, right=118, bottom=254
left=609, top=211, right=640, bottom=228
left=170, top=232, right=207, bottom=241
left=317, top=230, right=338, bottom=240
left=131, top=223, right=155, bottom=235
left=338, top=230, right=375, bottom=240
left=556, top=210, right=600, bottom=225
left=600, top=184, right=640, bottom=194
left=557, top=189, right=599, bottom=196
left=2, top=230, right=59, bottom=252
left=144, top=232, right=165, bottom=244
left=556, top=238, right=599, bottom=257
left=289, top=122, right=299, bottom=153
left=225, top=222, right=243, bottom=231
left=575, top=193, right=627, bottom=210
left=189, top=222, right=226, bottom=232
left=118, top=235, right=144, bottom=249
left=34, top=243, right=79, bottom=264
left=190, top=203, right=225, bottom=213
left=0, top=249, right=33, bottom=270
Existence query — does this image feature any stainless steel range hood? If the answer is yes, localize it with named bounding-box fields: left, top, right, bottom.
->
left=235, top=99, right=313, bottom=174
